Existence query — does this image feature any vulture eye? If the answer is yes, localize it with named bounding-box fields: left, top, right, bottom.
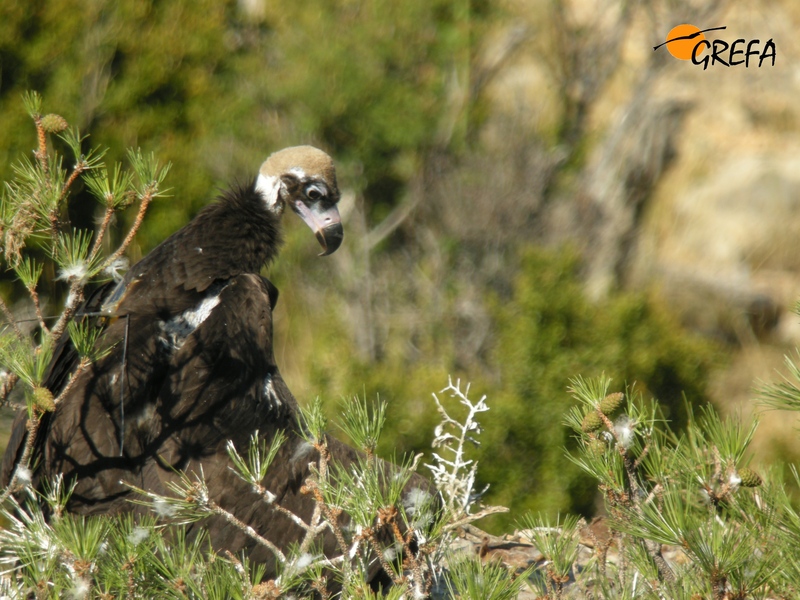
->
left=305, top=185, right=325, bottom=202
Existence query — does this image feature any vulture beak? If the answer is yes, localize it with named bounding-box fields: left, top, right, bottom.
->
left=290, top=199, right=344, bottom=256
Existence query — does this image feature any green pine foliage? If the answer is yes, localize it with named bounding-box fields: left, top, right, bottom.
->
left=518, top=513, right=580, bottom=598
left=444, top=554, right=533, bottom=600
left=0, top=95, right=169, bottom=502
left=1, top=498, right=270, bottom=599
left=551, top=374, right=800, bottom=599
left=480, top=247, right=719, bottom=526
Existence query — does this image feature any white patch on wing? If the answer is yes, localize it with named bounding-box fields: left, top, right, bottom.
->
left=183, top=294, right=221, bottom=327
left=159, top=284, right=224, bottom=350
left=262, top=373, right=282, bottom=409
left=255, top=173, right=281, bottom=212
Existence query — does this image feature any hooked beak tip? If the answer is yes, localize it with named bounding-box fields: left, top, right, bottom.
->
left=317, top=222, right=343, bottom=256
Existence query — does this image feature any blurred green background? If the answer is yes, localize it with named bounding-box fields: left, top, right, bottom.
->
left=2, top=0, right=799, bottom=532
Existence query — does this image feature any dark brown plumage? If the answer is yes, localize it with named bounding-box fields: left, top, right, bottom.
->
left=0, top=146, right=430, bottom=584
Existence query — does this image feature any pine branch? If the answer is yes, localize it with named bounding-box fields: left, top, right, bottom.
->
left=49, top=279, right=85, bottom=342
left=104, top=189, right=153, bottom=267
left=0, top=372, right=20, bottom=407
left=206, top=499, right=287, bottom=563
left=32, top=115, right=48, bottom=176
left=27, top=284, right=49, bottom=336
left=88, top=204, right=115, bottom=263
left=0, top=295, right=25, bottom=340
left=0, top=357, right=90, bottom=505
left=57, top=162, right=86, bottom=208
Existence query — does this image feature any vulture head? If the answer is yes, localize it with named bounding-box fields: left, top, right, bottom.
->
left=256, top=145, right=343, bottom=256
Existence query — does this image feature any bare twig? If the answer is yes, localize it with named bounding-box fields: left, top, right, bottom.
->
left=442, top=505, right=510, bottom=533
left=267, top=496, right=330, bottom=544
left=427, top=376, right=490, bottom=515
left=298, top=500, right=327, bottom=555
left=104, top=188, right=154, bottom=268
left=0, top=296, right=25, bottom=340
left=207, top=499, right=286, bottom=562
left=27, top=285, right=49, bottom=336
left=88, top=204, right=115, bottom=263
left=32, top=117, right=48, bottom=176
left=49, top=280, right=85, bottom=343
left=0, top=373, right=20, bottom=407
left=57, top=163, right=86, bottom=208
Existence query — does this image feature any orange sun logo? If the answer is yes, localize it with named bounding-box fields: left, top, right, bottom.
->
left=654, top=25, right=728, bottom=61
left=664, top=24, right=706, bottom=60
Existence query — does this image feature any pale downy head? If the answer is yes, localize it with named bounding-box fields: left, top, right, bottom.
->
left=256, top=146, right=343, bottom=256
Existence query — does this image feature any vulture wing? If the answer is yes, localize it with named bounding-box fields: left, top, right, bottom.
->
left=36, top=274, right=292, bottom=510
left=3, top=274, right=414, bottom=582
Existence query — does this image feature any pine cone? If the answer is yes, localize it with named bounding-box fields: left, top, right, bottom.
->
left=587, top=437, right=607, bottom=457
left=738, top=468, right=762, bottom=488
left=581, top=411, right=603, bottom=433
left=32, top=386, right=55, bottom=412
left=599, top=392, right=625, bottom=417
left=40, top=113, right=69, bottom=133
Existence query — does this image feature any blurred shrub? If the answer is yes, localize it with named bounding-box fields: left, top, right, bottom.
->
left=310, top=246, right=721, bottom=533
left=481, top=247, right=720, bottom=529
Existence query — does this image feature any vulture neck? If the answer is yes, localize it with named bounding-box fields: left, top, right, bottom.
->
left=190, top=182, right=283, bottom=276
